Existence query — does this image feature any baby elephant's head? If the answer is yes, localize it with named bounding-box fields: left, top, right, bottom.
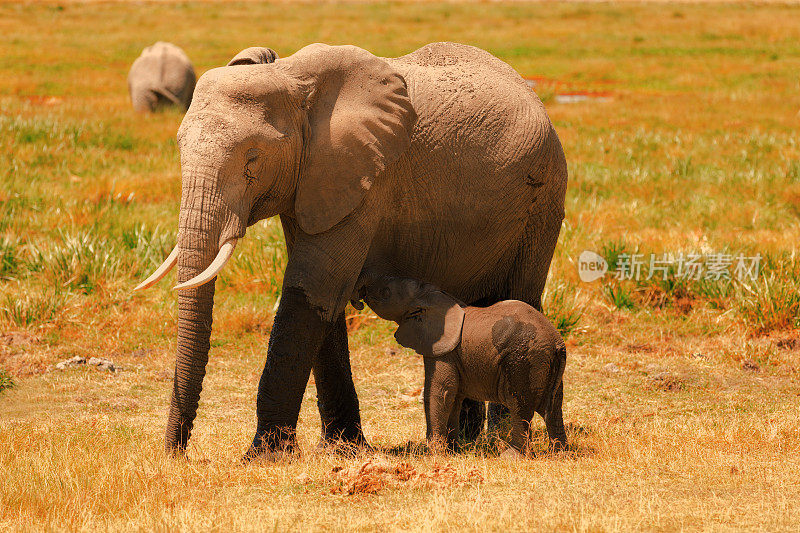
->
left=363, top=277, right=421, bottom=322
left=364, top=277, right=465, bottom=357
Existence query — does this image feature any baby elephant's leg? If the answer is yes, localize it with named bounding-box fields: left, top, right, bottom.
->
left=545, top=382, right=568, bottom=451
left=425, top=389, right=457, bottom=454
left=504, top=405, right=534, bottom=457
left=446, top=396, right=464, bottom=450
left=424, top=358, right=459, bottom=454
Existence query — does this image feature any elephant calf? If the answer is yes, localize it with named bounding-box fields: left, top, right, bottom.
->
left=361, top=277, right=568, bottom=456
left=128, top=42, right=196, bottom=112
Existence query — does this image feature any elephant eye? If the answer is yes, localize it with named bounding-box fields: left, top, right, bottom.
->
left=379, top=287, right=391, bottom=300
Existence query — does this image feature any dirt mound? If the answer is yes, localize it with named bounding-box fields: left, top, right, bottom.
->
left=331, top=458, right=483, bottom=495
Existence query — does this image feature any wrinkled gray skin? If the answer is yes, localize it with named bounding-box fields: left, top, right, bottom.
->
left=128, top=42, right=196, bottom=112
left=362, top=277, right=567, bottom=456
left=158, top=42, right=567, bottom=458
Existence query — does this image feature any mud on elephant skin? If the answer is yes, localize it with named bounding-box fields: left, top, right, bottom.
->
left=135, top=42, right=568, bottom=458
left=128, top=42, right=197, bottom=113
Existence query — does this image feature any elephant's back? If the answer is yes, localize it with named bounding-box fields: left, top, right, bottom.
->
left=390, top=42, right=554, bottom=185
left=376, top=43, right=563, bottom=301
left=391, top=43, right=549, bottom=138
left=484, top=301, right=564, bottom=351
left=393, top=42, right=528, bottom=91
left=139, top=41, right=192, bottom=65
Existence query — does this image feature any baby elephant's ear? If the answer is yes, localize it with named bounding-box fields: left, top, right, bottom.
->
left=227, top=47, right=279, bottom=66
left=395, top=289, right=465, bottom=357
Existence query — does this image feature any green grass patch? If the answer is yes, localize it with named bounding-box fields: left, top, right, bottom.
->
left=0, top=369, right=14, bottom=394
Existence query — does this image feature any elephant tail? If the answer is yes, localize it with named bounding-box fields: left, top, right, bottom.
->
left=153, top=86, right=182, bottom=107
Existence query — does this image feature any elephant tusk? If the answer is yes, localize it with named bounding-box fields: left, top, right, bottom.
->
left=173, top=239, right=238, bottom=291
left=134, top=244, right=179, bottom=291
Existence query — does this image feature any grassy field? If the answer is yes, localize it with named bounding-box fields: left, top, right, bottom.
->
left=2, top=1, right=800, bottom=530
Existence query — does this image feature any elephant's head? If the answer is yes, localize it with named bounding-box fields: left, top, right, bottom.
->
left=135, top=44, right=416, bottom=453
left=364, top=277, right=465, bottom=358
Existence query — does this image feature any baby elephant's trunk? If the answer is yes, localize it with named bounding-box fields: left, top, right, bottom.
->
left=541, top=345, right=568, bottom=451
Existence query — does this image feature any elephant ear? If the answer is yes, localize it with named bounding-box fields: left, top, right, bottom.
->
left=286, top=44, right=417, bottom=235
left=395, top=288, right=465, bottom=358
left=227, top=47, right=279, bottom=66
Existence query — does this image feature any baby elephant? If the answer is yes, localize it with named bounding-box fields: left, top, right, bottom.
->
left=362, top=277, right=567, bottom=456
left=128, top=42, right=196, bottom=113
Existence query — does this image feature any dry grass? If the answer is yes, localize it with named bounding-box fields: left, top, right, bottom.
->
left=2, top=1, right=800, bottom=531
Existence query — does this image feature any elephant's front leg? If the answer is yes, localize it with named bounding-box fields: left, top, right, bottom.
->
left=247, top=287, right=328, bottom=458
left=313, top=313, right=366, bottom=448
left=247, top=202, right=377, bottom=458
left=424, top=358, right=459, bottom=454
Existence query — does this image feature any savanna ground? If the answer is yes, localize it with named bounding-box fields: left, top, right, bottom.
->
left=2, top=1, right=800, bottom=530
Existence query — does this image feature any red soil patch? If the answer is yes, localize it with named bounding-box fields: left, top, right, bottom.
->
left=331, top=458, right=483, bottom=495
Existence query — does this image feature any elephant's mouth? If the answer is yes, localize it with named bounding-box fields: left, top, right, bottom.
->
left=247, top=192, right=275, bottom=226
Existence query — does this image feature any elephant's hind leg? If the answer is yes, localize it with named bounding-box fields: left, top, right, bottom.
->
left=508, top=131, right=568, bottom=313
left=507, top=406, right=534, bottom=456
left=485, top=209, right=564, bottom=440
left=544, top=382, right=568, bottom=452
left=508, top=209, right=564, bottom=312
left=313, top=313, right=367, bottom=448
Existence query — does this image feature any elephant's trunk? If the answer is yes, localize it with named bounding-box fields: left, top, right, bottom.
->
left=165, top=168, right=241, bottom=453
left=166, top=279, right=215, bottom=453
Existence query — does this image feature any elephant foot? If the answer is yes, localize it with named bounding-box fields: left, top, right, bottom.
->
left=317, top=417, right=368, bottom=447
left=549, top=439, right=569, bottom=454
left=243, top=426, right=298, bottom=463
left=315, top=437, right=373, bottom=458
left=242, top=442, right=297, bottom=463
left=242, top=447, right=297, bottom=464
left=314, top=418, right=367, bottom=453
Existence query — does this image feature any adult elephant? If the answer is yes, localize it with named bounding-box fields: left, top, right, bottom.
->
left=136, top=42, right=567, bottom=458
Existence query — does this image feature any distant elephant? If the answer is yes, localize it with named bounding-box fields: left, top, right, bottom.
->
left=361, top=276, right=567, bottom=456
left=128, top=42, right=197, bottom=112
left=135, top=42, right=568, bottom=458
